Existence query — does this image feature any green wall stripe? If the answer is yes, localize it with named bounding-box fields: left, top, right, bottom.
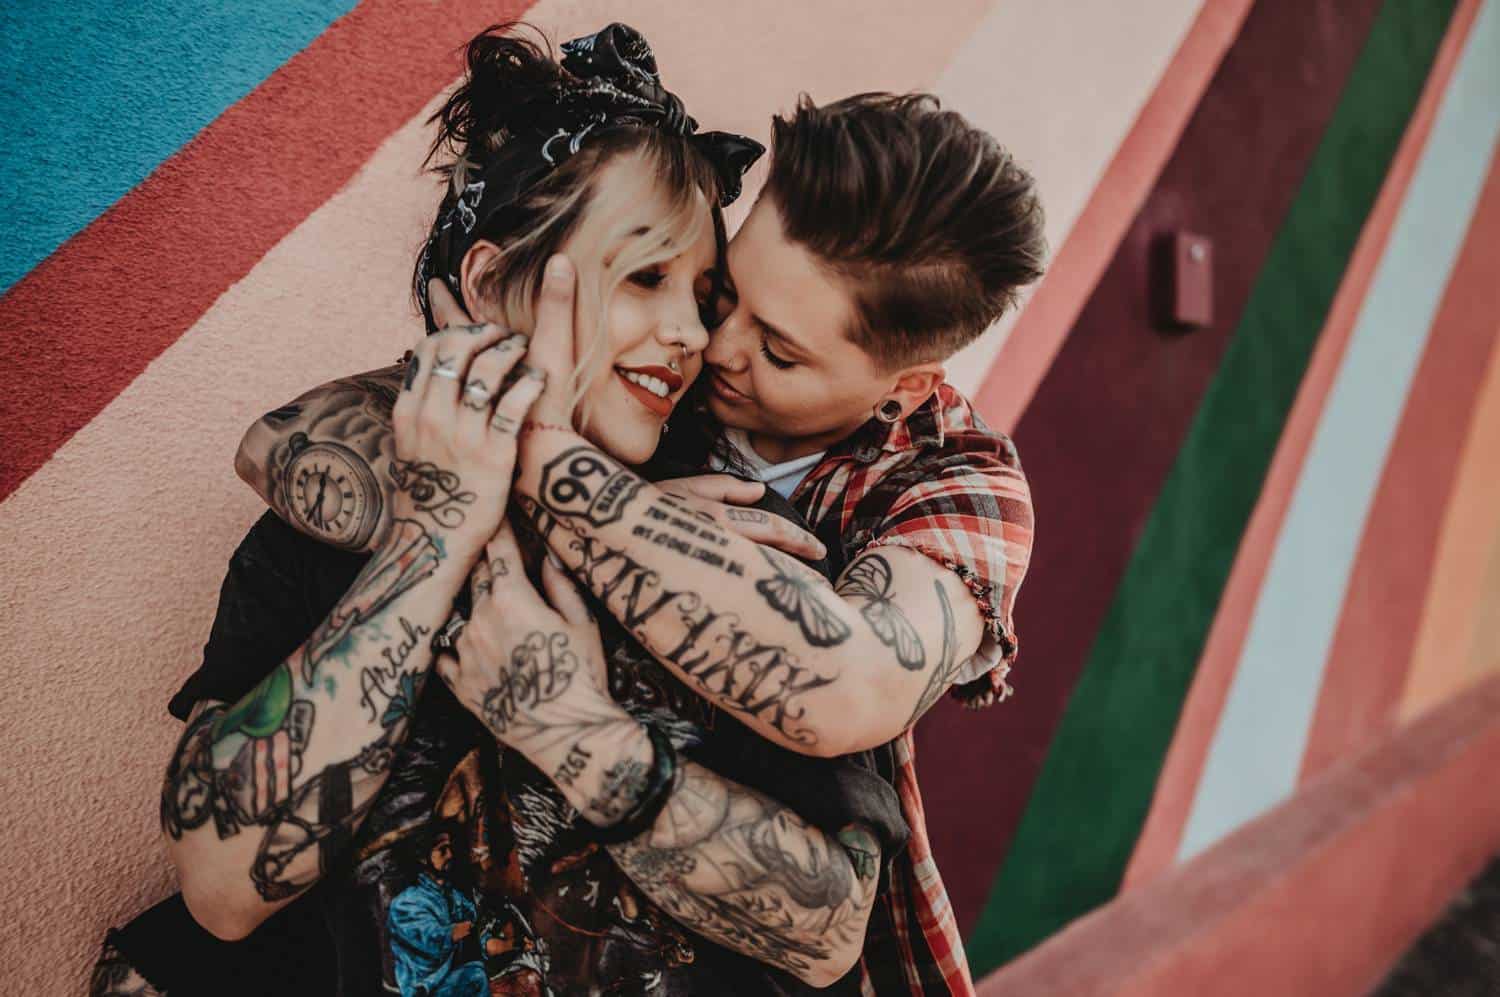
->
left=968, top=0, right=1460, bottom=973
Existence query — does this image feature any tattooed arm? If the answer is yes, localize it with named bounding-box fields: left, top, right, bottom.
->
left=438, top=526, right=883, bottom=986
left=165, top=324, right=544, bottom=939
left=513, top=445, right=985, bottom=757
left=234, top=365, right=405, bottom=552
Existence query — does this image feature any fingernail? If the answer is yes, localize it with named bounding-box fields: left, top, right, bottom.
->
left=546, top=550, right=564, bottom=570
left=524, top=365, right=548, bottom=382
left=546, top=255, right=573, bottom=281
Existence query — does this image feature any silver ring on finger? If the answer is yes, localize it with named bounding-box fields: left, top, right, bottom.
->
left=490, top=411, right=521, bottom=434
left=430, top=367, right=461, bottom=381
left=462, top=379, right=495, bottom=410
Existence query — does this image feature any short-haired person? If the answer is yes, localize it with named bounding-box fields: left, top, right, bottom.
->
left=240, top=71, right=1045, bottom=996
left=92, top=25, right=912, bottom=997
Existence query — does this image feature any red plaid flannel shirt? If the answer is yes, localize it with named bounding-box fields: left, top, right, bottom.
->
left=787, top=383, right=1034, bottom=995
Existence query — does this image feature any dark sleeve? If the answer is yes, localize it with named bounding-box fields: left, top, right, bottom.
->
left=167, top=512, right=321, bottom=720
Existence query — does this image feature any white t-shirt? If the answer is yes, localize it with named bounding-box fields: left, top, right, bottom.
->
left=714, top=428, right=826, bottom=500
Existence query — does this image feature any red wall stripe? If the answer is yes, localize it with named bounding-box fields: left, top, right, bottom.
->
left=0, top=0, right=534, bottom=502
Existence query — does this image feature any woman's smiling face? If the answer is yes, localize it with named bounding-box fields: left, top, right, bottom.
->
left=565, top=157, right=720, bottom=466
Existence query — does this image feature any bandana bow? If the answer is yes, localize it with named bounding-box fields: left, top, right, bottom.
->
left=417, top=23, right=764, bottom=330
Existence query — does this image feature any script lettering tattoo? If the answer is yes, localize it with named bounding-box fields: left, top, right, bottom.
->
left=479, top=631, right=580, bottom=737
left=522, top=496, right=837, bottom=745
left=388, top=459, right=476, bottom=529
left=836, top=554, right=925, bottom=670
left=609, top=765, right=877, bottom=980
left=905, top=581, right=963, bottom=728
left=358, top=616, right=430, bottom=725
left=538, top=446, right=644, bottom=527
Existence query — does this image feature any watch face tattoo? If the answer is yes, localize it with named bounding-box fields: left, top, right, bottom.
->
left=285, top=437, right=384, bottom=548
left=755, top=547, right=853, bottom=648
left=837, top=554, right=925, bottom=670
left=539, top=447, right=644, bottom=527
left=388, top=459, right=476, bottom=529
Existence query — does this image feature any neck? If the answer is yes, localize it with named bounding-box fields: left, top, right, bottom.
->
left=747, top=415, right=869, bottom=464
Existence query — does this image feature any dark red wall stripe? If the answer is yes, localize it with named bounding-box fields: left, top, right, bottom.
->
left=0, top=0, right=534, bottom=501
left=914, top=0, right=1387, bottom=935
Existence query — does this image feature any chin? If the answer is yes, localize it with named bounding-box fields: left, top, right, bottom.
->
left=582, top=420, right=658, bottom=467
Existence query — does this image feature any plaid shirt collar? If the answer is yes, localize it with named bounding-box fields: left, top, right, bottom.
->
left=825, top=392, right=947, bottom=466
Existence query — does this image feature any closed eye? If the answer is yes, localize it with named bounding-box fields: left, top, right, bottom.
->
left=758, top=334, right=796, bottom=369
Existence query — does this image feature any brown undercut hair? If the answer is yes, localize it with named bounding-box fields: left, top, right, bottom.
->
left=764, top=93, right=1046, bottom=370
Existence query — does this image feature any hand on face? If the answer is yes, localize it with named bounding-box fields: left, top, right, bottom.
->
left=436, top=518, right=610, bottom=751
left=391, top=320, right=546, bottom=557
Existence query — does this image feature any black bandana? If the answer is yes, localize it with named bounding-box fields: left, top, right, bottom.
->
left=416, top=23, right=764, bottom=331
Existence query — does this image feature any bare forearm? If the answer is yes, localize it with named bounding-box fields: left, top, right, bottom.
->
left=161, top=516, right=470, bottom=937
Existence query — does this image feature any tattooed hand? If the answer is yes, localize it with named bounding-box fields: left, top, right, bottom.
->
left=391, top=320, right=545, bottom=558
left=657, top=474, right=827, bottom=562
left=437, top=520, right=612, bottom=751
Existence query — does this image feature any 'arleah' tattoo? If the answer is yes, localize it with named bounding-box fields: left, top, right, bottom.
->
left=837, top=554, right=925, bottom=671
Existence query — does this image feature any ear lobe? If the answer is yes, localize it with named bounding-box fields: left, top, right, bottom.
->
left=458, top=240, right=503, bottom=321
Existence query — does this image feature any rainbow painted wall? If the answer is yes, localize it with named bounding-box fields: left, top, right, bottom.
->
left=3, top=2, right=1498, bottom=993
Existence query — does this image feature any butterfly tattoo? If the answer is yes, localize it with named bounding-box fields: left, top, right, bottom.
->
left=754, top=547, right=853, bottom=648
left=837, top=554, right=926, bottom=671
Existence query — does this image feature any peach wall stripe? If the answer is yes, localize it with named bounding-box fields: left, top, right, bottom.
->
left=1399, top=330, right=1500, bottom=721
left=960, top=0, right=1250, bottom=421
left=1298, top=138, right=1500, bottom=782
left=1121, top=0, right=1486, bottom=888
left=934, top=0, right=1217, bottom=400
left=1462, top=521, right=1500, bottom=679
left=0, top=5, right=993, bottom=989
